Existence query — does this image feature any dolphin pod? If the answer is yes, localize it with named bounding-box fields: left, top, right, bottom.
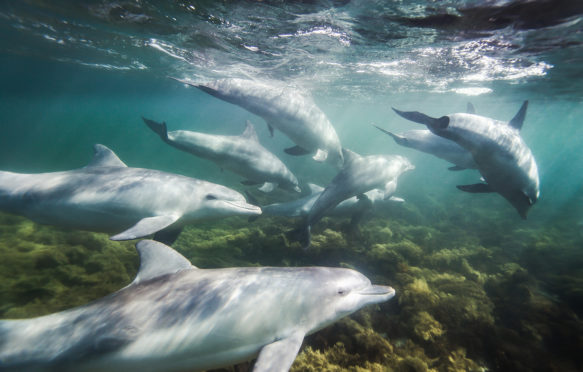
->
left=143, top=118, right=301, bottom=193
left=0, top=144, right=261, bottom=244
left=291, top=149, right=414, bottom=249
left=392, top=101, right=539, bottom=219
left=170, top=77, right=345, bottom=168
left=0, top=240, right=395, bottom=372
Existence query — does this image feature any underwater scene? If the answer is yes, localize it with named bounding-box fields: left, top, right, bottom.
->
left=1, top=1, right=582, bottom=371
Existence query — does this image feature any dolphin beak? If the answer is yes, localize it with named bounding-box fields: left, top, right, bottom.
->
left=225, top=200, right=262, bottom=215
left=392, top=108, right=450, bottom=130
left=359, top=285, right=396, bottom=299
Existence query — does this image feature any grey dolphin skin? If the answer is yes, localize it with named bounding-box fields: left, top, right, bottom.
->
left=254, top=184, right=403, bottom=221
left=0, top=240, right=395, bottom=372
left=292, top=150, right=414, bottom=248
left=392, top=101, right=539, bottom=219
left=170, top=77, right=345, bottom=168
left=375, top=127, right=478, bottom=170
left=0, top=145, right=261, bottom=244
left=143, top=118, right=300, bottom=193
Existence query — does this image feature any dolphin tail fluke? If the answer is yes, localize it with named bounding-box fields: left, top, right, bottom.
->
left=287, top=225, right=311, bottom=250
left=142, top=117, right=168, bottom=142
left=392, top=108, right=450, bottom=129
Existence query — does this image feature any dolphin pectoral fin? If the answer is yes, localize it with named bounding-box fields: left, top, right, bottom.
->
left=466, top=102, right=476, bottom=114
left=86, top=144, right=128, bottom=168
left=448, top=165, right=466, bottom=171
left=110, top=215, right=181, bottom=241
left=457, top=183, right=493, bottom=193
left=392, top=108, right=450, bottom=129
left=153, top=226, right=183, bottom=246
left=142, top=117, right=169, bottom=141
left=389, top=196, right=405, bottom=203
left=258, top=182, right=277, bottom=193
left=241, top=180, right=262, bottom=186
left=253, top=332, right=305, bottom=372
left=267, top=123, right=275, bottom=137
left=509, top=100, right=528, bottom=130
left=284, top=145, right=311, bottom=156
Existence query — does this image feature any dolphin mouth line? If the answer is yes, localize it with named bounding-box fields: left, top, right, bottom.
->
left=224, top=200, right=262, bottom=214
left=359, top=285, right=396, bottom=297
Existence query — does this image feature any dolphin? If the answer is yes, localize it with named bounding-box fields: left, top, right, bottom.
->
left=392, top=100, right=539, bottom=219
left=0, top=145, right=261, bottom=244
left=249, top=184, right=403, bottom=223
left=374, top=128, right=478, bottom=171
left=0, top=240, right=395, bottom=372
left=375, top=102, right=479, bottom=171
left=331, top=188, right=405, bottom=218
left=143, top=118, right=300, bottom=193
left=170, top=77, right=345, bottom=168
left=291, top=150, right=414, bottom=248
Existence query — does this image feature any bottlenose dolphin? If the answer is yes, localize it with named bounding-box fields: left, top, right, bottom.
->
left=292, top=150, right=414, bottom=248
left=251, top=184, right=403, bottom=222
left=0, top=145, right=261, bottom=244
left=0, top=240, right=395, bottom=372
left=375, top=128, right=477, bottom=171
left=143, top=118, right=300, bottom=193
left=375, top=102, right=478, bottom=171
left=392, top=100, right=539, bottom=218
left=170, top=77, right=344, bottom=168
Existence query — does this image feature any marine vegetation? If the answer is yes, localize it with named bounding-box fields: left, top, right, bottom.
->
left=1, top=204, right=582, bottom=371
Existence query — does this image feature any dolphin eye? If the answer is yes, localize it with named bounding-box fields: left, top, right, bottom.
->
left=337, top=288, right=349, bottom=296
left=205, top=194, right=218, bottom=200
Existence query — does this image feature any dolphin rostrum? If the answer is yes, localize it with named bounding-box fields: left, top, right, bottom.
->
left=143, top=118, right=300, bottom=193
left=0, top=240, right=395, bottom=372
left=170, top=77, right=345, bottom=168
left=0, top=145, right=261, bottom=244
left=392, top=101, right=539, bottom=218
left=291, top=149, right=414, bottom=248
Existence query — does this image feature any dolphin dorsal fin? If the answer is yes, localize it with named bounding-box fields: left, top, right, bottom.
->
left=307, top=183, right=324, bottom=194
left=86, top=144, right=127, bottom=168
left=241, top=120, right=260, bottom=142
left=341, top=148, right=361, bottom=165
left=508, top=101, right=528, bottom=130
left=132, top=240, right=194, bottom=285
left=466, top=102, right=476, bottom=114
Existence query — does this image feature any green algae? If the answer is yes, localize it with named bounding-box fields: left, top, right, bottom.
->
left=1, top=209, right=582, bottom=371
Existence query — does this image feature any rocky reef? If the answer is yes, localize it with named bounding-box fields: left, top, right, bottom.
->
left=0, top=204, right=582, bottom=371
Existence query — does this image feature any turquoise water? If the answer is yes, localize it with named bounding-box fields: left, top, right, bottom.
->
left=1, top=1, right=583, bottom=371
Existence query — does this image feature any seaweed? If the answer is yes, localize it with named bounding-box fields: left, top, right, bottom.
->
left=1, top=208, right=582, bottom=371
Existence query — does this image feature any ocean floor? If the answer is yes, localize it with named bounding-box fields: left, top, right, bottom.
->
left=1, top=205, right=582, bottom=371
